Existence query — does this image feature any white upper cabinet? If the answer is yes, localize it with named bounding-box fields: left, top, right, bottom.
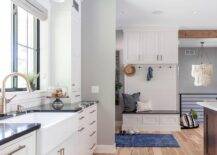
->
left=157, top=30, right=178, bottom=64
left=124, top=31, right=140, bottom=63
left=124, top=27, right=178, bottom=64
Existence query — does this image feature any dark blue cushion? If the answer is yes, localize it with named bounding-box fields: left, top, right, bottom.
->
left=122, top=92, right=140, bottom=112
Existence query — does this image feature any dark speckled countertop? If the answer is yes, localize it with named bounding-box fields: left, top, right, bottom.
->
left=0, top=123, right=41, bottom=145
left=0, top=101, right=96, bottom=146
left=27, top=101, right=95, bottom=112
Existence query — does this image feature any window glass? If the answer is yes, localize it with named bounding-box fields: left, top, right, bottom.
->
left=16, top=6, right=39, bottom=89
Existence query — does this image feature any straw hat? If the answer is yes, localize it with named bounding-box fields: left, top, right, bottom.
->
left=123, top=64, right=136, bottom=76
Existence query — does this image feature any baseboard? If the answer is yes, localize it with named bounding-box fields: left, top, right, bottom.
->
left=94, top=144, right=116, bottom=154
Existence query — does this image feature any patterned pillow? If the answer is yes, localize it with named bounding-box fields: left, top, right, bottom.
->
left=122, top=92, right=140, bottom=112
left=137, top=101, right=152, bottom=112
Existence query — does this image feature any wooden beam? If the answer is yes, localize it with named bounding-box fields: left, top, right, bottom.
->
left=179, top=30, right=217, bottom=38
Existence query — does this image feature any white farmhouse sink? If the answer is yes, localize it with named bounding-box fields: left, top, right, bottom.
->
left=0, top=112, right=79, bottom=155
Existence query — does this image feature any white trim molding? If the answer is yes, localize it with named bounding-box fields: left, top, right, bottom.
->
left=95, top=144, right=117, bottom=154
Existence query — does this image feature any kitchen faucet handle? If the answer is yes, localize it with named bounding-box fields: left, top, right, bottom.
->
left=17, top=104, right=25, bottom=113
left=6, top=95, right=17, bottom=103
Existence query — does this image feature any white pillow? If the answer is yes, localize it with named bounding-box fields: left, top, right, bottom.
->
left=137, top=101, right=152, bottom=112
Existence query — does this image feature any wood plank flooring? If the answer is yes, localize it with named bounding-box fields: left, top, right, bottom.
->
left=95, top=127, right=203, bottom=155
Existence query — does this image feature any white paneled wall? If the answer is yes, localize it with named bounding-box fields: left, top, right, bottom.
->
left=125, top=64, right=178, bottom=111
left=5, top=91, right=50, bottom=112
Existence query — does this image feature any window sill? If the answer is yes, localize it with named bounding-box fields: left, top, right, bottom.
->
left=0, top=90, right=47, bottom=96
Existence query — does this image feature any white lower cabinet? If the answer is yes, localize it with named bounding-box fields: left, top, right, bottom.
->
left=0, top=132, right=36, bottom=155
left=77, top=104, right=97, bottom=155
left=123, top=114, right=180, bottom=131
left=0, top=104, right=97, bottom=155
left=47, top=104, right=97, bottom=155
left=47, top=135, right=75, bottom=155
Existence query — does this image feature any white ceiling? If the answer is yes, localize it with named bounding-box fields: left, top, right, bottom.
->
left=117, top=0, right=217, bottom=29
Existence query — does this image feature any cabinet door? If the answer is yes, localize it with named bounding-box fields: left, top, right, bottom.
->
left=140, top=31, right=158, bottom=64
left=71, top=5, right=81, bottom=102
left=77, top=126, right=89, bottom=155
left=158, top=30, right=178, bottom=64
left=0, top=133, right=36, bottom=155
left=47, top=135, right=76, bottom=155
left=124, top=31, right=140, bottom=63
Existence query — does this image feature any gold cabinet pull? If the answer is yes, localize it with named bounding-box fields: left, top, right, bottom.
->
left=78, top=127, right=85, bottom=132
left=8, top=145, right=26, bottom=155
left=79, top=116, right=85, bottom=120
left=90, top=110, right=96, bottom=114
left=90, top=131, right=96, bottom=137
left=58, top=148, right=65, bottom=155
left=90, top=120, right=96, bottom=125
left=89, top=143, right=96, bottom=150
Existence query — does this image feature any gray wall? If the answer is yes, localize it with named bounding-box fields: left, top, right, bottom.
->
left=81, top=0, right=116, bottom=146
left=179, top=47, right=217, bottom=93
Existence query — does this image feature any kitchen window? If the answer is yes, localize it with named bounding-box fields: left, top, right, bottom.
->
left=11, top=4, right=40, bottom=91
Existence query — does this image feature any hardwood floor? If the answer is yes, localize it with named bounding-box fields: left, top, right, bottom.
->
left=95, top=127, right=203, bottom=155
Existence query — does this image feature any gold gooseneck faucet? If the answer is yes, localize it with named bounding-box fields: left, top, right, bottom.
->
left=0, top=72, right=32, bottom=115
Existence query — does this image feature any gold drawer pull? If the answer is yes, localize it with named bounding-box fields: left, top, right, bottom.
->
left=78, top=109, right=84, bottom=114
left=89, top=143, right=96, bottom=150
left=90, top=131, right=96, bottom=137
left=8, top=145, right=26, bottom=155
left=90, top=110, right=96, bottom=114
left=79, top=116, right=85, bottom=120
left=90, top=120, right=96, bottom=125
left=58, top=148, right=65, bottom=155
left=78, top=127, right=85, bottom=132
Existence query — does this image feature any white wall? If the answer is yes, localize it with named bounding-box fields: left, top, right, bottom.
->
left=125, top=64, right=178, bottom=111
left=81, top=0, right=116, bottom=149
left=36, top=0, right=52, bottom=90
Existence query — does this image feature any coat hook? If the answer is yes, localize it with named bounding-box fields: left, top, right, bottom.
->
left=138, top=66, right=142, bottom=69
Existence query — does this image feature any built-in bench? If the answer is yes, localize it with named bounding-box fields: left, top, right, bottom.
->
left=122, top=110, right=180, bottom=132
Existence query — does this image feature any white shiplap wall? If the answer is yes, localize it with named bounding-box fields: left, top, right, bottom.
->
left=5, top=91, right=50, bottom=112
left=125, top=64, right=179, bottom=111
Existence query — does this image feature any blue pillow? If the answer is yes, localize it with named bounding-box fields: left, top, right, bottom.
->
left=122, top=92, right=140, bottom=112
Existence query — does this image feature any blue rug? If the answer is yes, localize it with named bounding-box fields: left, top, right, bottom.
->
left=115, top=134, right=179, bottom=147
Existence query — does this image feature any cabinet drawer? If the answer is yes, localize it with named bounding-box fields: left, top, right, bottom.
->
left=88, top=132, right=97, bottom=154
left=0, top=132, right=36, bottom=155
left=142, top=115, right=159, bottom=125
left=159, top=115, right=179, bottom=125
left=123, top=115, right=142, bottom=126
left=86, top=105, right=97, bottom=124
left=78, top=109, right=87, bottom=127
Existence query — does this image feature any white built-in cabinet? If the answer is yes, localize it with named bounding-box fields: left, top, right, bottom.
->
left=46, top=105, right=97, bottom=155
left=0, top=132, right=36, bottom=155
left=51, top=0, right=81, bottom=102
left=122, top=114, right=180, bottom=132
left=124, top=28, right=178, bottom=64
left=77, top=104, right=97, bottom=155
left=48, top=104, right=97, bottom=155
left=47, top=135, right=75, bottom=155
left=0, top=104, right=97, bottom=155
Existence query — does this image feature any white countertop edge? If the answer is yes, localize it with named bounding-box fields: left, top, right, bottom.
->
left=197, top=102, right=217, bottom=111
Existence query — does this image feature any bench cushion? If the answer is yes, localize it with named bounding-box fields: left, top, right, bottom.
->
left=123, top=110, right=180, bottom=114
